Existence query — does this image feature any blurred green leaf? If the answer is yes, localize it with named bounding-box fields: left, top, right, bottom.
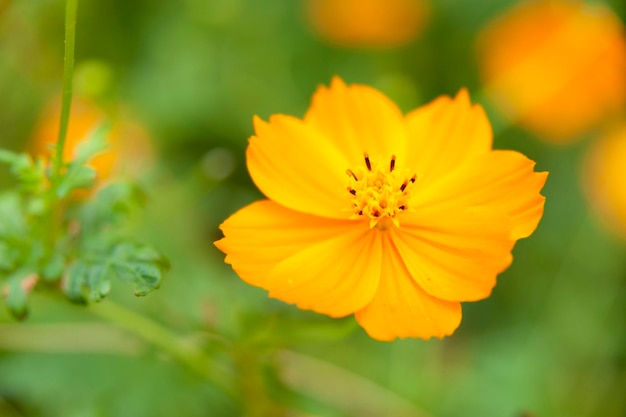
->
left=3, top=269, right=35, bottom=320
left=0, top=150, right=45, bottom=194
left=0, top=192, right=29, bottom=239
left=56, top=165, right=97, bottom=198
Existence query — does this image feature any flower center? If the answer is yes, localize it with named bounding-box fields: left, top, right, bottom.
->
left=346, top=153, right=417, bottom=229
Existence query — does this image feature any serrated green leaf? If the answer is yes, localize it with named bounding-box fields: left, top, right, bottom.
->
left=0, top=192, right=28, bottom=239
left=63, top=261, right=89, bottom=304
left=0, top=241, right=20, bottom=271
left=128, top=262, right=162, bottom=296
left=111, top=260, right=162, bottom=297
left=72, top=123, right=110, bottom=163
left=86, top=263, right=112, bottom=302
left=40, top=252, right=66, bottom=282
left=57, top=165, right=98, bottom=198
left=3, top=269, right=36, bottom=320
left=0, top=150, right=45, bottom=193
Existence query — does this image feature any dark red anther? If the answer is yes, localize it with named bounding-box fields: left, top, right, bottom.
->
left=390, top=155, right=396, bottom=172
left=364, top=152, right=372, bottom=171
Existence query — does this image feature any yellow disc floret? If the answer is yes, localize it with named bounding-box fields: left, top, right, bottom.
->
left=347, top=153, right=417, bottom=229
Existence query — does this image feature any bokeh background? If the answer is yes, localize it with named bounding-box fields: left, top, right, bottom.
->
left=1, top=0, right=626, bottom=416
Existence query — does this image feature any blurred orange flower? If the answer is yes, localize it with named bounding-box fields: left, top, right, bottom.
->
left=305, top=0, right=429, bottom=48
left=583, top=124, right=626, bottom=239
left=477, top=0, right=626, bottom=143
left=215, top=78, right=547, bottom=341
left=30, top=97, right=154, bottom=185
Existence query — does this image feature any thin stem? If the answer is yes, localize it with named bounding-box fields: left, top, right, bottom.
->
left=53, top=0, right=79, bottom=180
left=89, top=300, right=237, bottom=399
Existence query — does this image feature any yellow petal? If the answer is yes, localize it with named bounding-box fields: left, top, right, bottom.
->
left=393, top=208, right=514, bottom=302
left=268, top=226, right=382, bottom=318
left=405, top=89, right=493, bottom=181
left=414, top=150, right=548, bottom=239
left=215, top=200, right=358, bottom=287
left=216, top=200, right=381, bottom=318
left=304, top=77, right=409, bottom=168
left=247, top=115, right=351, bottom=218
left=355, top=234, right=462, bottom=341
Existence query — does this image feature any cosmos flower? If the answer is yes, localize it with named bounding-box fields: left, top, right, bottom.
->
left=477, top=0, right=626, bottom=143
left=215, top=78, right=547, bottom=341
left=583, top=123, right=626, bottom=239
left=305, top=0, right=429, bottom=48
left=30, top=97, right=154, bottom=184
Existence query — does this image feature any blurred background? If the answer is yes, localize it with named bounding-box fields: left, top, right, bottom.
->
left=1, top=0, right=626, bottom=416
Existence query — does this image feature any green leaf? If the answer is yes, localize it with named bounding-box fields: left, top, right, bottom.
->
left=0, top=150, right=45, bottom=193
left=63, top=261, right=89, bottom=304
left=107, top=243, right=166, bottom=296
left=3, top=269, right=37, bottom=320
left=86, top=263, right=113, bottom=302
left=0, top=241, right=20, bottom=271
left=40, top=251, right=66, bottom=282
left=56, top=165, right=98, bottom=198
left=72, top=123, right=110, bottom=163
left=0, top=192, right=28, bottom=239
left=78, top=182, right=146, bottom=234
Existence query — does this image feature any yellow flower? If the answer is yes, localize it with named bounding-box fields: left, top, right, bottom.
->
left=30, top=97, right=154, bottom=185
left=215, top=78, right=548, bottom=341
left=305, top=0, right=429, bottom=48
left=477, top=0, right=626, bottom=143
left=583, top=123, right=626, bottom=239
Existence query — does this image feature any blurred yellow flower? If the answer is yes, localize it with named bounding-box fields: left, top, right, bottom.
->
left=305, top=0, right=429, bottom=48
left=30, top=97, right=154, bottom=185
left=477, top=0, right=626, bottom=143
left=583, top=124, right=626, bottom=239
left=215, top=78, right=547, bottom=341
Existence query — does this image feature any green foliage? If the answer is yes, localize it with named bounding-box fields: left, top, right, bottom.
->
left=0, top=129, right=167, bottom=319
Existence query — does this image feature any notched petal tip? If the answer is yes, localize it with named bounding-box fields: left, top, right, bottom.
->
left=454, top=87, right=471, bottom=104
left=330, top=75, right=347, bottom=89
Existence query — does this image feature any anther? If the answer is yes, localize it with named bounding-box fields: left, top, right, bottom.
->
left=347, top=187, right=356, bottom=195
left=410, top=174, right=416, bottom=183
left=364, top=152, right=372, bottom=171
left=398, top=205, right=406, bottom=210
left=346, top=169, right=358, bottom=181
left=390, top=155, right=396, bottom=172
left=400, top=180, right=408, bottom=192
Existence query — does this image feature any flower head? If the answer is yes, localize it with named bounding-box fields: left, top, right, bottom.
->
left=477, top=0, right=626, bottom=143
left=305, top=0, right=429, bottom=48
left=215, top=78, right=547, bottom=341
left=30, top=97, right=154, bottom=184
left=583, top=123, right=626, bottom=239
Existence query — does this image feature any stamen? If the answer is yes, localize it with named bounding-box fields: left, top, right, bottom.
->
left=364, top=152, right=372, bottom=171
left=346, top=154, right=417, bottom=229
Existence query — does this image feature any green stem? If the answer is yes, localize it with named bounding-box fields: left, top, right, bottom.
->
left=53, top=0, right=79, bottom=180
left=89, top=300, right=237, bottom=399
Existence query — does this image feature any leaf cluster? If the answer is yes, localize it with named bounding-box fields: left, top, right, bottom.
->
left=0, top=129, right=167, bottom=319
